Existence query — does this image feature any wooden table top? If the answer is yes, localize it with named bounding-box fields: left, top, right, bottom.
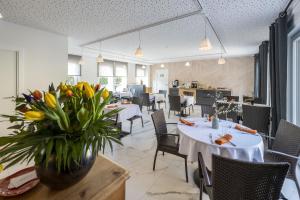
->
left=0, top=155, right=129, bottom=200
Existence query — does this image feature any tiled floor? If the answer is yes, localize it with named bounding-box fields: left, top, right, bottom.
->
left=105, top=105, right=299, bottom=200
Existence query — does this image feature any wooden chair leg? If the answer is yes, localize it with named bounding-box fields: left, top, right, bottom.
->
left=141, top=117, right=144, bottom=127
left=185, top=157, right=188, bottom=182
left=153, top=149, right=158, bottom=171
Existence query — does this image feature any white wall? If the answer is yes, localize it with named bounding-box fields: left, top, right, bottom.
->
left=0, top=20, right=68, bottom=92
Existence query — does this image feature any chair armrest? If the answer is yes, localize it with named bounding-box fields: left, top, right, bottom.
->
left=266, top=149, right=299, bottom=160
left=165, top=123, right=178, bottom=125
left=260, top=134, right=275, bottom=140
left=198, top=152, right=212, bottom=187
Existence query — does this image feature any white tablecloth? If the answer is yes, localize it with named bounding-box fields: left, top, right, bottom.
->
left=180, top=96, right=195, bottom=106
left=177, top=118, right=264, bottom=170
left=104, top=103, right=142, bottom=123
left=151, top=93, right=165, bottom=102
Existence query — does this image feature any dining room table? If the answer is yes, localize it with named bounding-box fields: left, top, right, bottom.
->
left=104, top=103, right=142, bottom=137
left=177, top=117, right=264, bottom=187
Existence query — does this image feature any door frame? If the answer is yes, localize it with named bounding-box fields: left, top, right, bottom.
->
left=0, top=45, right=24, bottom=96
left=153, top=68, right=169, bottom=93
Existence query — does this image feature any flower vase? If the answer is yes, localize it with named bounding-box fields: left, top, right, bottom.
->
left=212, top=117, right=219, bottom=129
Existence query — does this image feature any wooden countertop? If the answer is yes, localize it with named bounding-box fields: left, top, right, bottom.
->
left=0, top=155, right=129, bottom=200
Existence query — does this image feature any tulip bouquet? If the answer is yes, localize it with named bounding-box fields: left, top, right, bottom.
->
left=0, top=82, right=121, bottom=172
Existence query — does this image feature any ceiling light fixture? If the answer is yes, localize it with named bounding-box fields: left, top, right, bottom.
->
left=78, top=48, right=85, bottom=65
left=135, top=31, right=143, bottom=58
left=160, top=64, right=165, bottom=68
left=199, top=17, right=212, bottom=51
left=96, top=42, right=104, bottom=63
left=142, top=65, right=146, bottom=69
left=185, top=62, right=191, bottom=67
left=0, top=13, right=3, bottom=19
left=218, top=55, right=226, bottom=65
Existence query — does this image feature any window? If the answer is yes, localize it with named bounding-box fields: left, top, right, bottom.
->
left=98, top=60, right=128, bottom=92
left=67, top=55, right=81, bottom=84
left=136, top=65, right=148, bottom=86
left=287, top=30, right=300, bottom=126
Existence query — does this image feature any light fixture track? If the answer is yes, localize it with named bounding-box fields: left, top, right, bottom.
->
left=80, top=9, right=203, bottom=47
left=195, top=0, right=226, bottom=54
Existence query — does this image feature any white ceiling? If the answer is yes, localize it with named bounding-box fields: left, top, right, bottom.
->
left=0, top=0, right=289, bottom=64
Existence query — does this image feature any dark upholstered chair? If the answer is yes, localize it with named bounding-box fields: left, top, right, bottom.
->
left=157, top=90, right=167, bottom=109
left=243, top=95, right=253, bottom=103
left=242, top=104, right=270, bottom=135
left=198, top=153, right=289, bottom=200
left=200, top=104, right=215, bottom=117
left=225, top=95, right=239, bottom=102
left=151, top=110, right=188, bottom=182
left=141, top=93, right=155, bottom=114
left=168, top=95, right=187, bottom=118
left=217, top=102, right=238, bottom=122
left=264, top=119, right=300, bottom=196
left=126, top=97, right=144, bottom=134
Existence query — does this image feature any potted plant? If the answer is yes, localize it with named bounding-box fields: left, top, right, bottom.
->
left=0, top=82, right=121, bottom=189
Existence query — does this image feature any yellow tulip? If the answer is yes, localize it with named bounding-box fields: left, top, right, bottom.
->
left=45, top=92, right=57, bottom=108
left=24, top=111, right=45, bottom=121
left=60, top=83, right=68, bottom=91
left=84, top=83, right=94, bottom=98
left=0, top=164, right=3, bottom=172
left=102, top=89, right=110, bottom=99
left=76, top=82, right=84, bottom=91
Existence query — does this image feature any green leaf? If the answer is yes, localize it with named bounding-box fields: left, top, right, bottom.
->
left=45, top=139, right=54, bottom=168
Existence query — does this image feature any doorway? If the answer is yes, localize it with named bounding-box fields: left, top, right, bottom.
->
left=153, top=69, right=169, bottom=93
left=0, top=49, right=18, bottom=136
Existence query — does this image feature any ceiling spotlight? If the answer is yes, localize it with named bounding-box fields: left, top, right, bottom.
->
left=142, top=65, right=146, bottom=69
left=185, top=62, right=191, bottom=67
left=218, top=55, right=226, bottom=65
left=96, top=54, right=104, bottom=63
left=160, top=64, right=165, bottom=68
left=96, top=42, right=104, bottom=63
left=135, top=31, right=143, bottom=58
left=199, top=18, right=212, bottom=51
left=0, top=13, right=3, bottom=19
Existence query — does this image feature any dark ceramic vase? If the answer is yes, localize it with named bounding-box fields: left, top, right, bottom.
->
left=36, top=151, right=96, bottom=190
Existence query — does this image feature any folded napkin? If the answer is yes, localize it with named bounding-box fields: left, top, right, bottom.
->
left=215, top=134, right=233, bottom=145
left=235, top=124, right=257, bottom=134
left=121, top=102, right=131, bottom=104
left=8, top=170, right=38, bottom=189
left=107, top=104, right=118, bottom=108
left=179, top=118, right=195, bottom=126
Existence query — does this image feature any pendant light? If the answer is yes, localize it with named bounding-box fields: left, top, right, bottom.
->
left=96, top=42, right=104, bottom=63
left=218, top=54, right=226, bottom=65
left=199, top=17, right=212, bottom=51
left=135, top=31, right=143, bottom=58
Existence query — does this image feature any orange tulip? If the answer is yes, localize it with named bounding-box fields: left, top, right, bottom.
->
left=32, top=90, right=42, bottom=100
left=66, top=90, right=73, bottom=97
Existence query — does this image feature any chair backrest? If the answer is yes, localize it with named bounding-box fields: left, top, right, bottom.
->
left=132, top=96, right=143, bottom=111
left=158, top=90, right=167, bottom=98
left=211, top=154, right=289, bottom=200
left=225, top=95, right=239, bottom=102
left=151, top=110, right=168, bottom=139
left=217, top=102, right=238, bottom=122
left=201, top=105, right=215, bottom=117
left=168, top=95, right=181, bottom=112
left=242, top=104, right=270, bottom=134
left=272, top=119, right=300, bottom=157
left=141, top=93, right=150, bottom=105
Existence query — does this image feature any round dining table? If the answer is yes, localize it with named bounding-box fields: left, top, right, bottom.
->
left=177, top=118, right=264, bottom=186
